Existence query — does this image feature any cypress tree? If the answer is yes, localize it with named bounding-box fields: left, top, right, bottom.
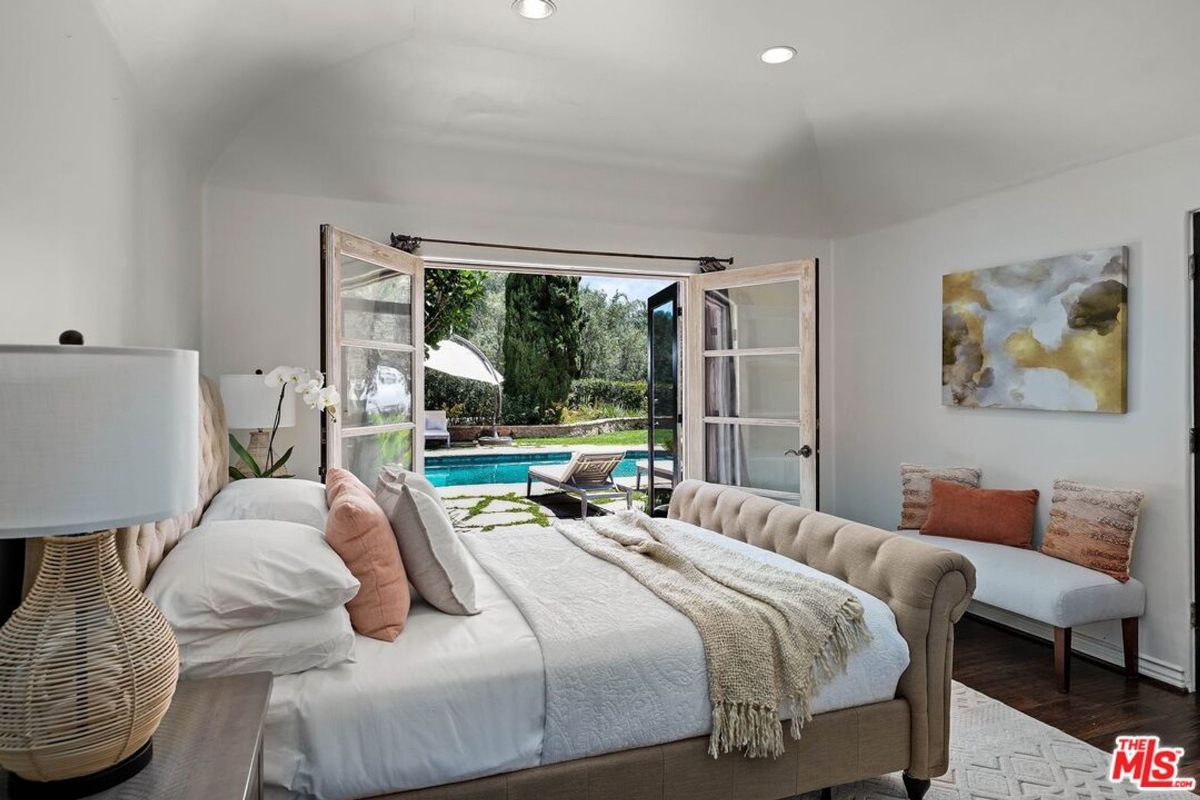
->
left=502, top=273, right=582, bottom=423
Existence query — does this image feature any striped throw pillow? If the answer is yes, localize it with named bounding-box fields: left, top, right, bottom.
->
left=1039, top=480, right=1144, bottom=582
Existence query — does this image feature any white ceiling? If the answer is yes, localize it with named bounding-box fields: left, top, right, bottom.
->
left=95, top=0, right=1200, bottom=238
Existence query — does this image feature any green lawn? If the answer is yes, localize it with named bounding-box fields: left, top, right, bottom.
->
left=513, top=428, right=671, bottom=448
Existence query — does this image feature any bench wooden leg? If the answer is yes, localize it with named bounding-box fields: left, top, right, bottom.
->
left=1122, top=617, right=1139, bottom=680
left=819, top=789, right=832, bottom=800
left=902, top=772, right=930, bottom=800
left=1054, top=626, right=1072, bottom=693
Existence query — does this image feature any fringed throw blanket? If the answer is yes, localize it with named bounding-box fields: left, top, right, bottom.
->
left=556, top=511, right=871, bottom=759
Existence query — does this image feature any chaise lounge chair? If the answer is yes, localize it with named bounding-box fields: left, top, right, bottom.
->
left=527, top=448, right=633, bottom=518
left=635, top=458, right=675, bottom=491
left=424, top=410, right=451, bottom=449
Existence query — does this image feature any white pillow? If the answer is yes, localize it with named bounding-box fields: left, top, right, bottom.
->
left=202, top=478, right=328, bottom=529
left=178, top=606, right=356, bottom=679
left=146, top=520, right=360, bottom=634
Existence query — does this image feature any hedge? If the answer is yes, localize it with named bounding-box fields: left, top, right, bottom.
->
left=425, top=371, right=501, bottom=425
left=569, top=378, right=647, bottom=413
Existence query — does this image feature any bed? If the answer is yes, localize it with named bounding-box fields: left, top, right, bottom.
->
left=27, top=378, right=977, bottom=800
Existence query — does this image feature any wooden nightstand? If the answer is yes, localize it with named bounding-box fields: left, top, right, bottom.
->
left=1, top=672, right=272, bottom=800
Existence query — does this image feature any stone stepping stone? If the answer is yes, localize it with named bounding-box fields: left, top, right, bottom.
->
left=443, top=496, right=481, bottom=509
left=477, top=499, right=531, bottom=514
left=468, top=511, right=537, bottom=527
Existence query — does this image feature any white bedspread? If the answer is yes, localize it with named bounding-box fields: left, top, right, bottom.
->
left=264, top=556, right=544, bottom=800
left=265, top=519, right=909, bottom=800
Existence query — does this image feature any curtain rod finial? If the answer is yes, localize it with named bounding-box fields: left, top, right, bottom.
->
left=390, top=234, right=422, bottom=254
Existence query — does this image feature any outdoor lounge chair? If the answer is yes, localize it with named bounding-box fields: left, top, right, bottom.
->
left=635, top=458, right=675, bottom=491
left=527, top=448, right=633, bottom=518
left=425, top=410, right=452, bottom=448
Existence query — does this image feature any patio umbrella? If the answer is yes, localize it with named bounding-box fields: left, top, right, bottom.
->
left=424, top=335, right=504, bottom=435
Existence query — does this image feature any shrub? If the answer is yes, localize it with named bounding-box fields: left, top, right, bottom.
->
left=569, top=378, right=647, bottom=413
left=425, top=371, right=500, bottom=425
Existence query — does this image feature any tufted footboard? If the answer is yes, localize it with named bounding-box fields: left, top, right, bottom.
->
left=669, top=480, right=976, bottom=780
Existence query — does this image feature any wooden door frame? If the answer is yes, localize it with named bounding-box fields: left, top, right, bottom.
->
left=684, top=259, right=820, bottom=508
left=1192, top=211, right=1199, bottom=684
left=320, top=225, right=425, bottom=478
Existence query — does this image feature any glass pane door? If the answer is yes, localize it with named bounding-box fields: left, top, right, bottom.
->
left=321, top=226, right=424, bottom=485
left=686, top=261, right=817, bottom=508
left=646, top=285, right=680, bottom=511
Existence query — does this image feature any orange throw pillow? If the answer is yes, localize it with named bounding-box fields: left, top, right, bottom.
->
left=324, top=468, right=411, bottom=641
left=920, top=480, right=1039, bottom=548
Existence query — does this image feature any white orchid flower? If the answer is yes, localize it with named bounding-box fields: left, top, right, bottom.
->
left=319, top=385, right=340, bottom=417
left=264, top=366, right=310, bottom=388
left=301, top=381, right=323, bottom=410
left=295, top=371, right=323, bottom=393
left=264, top=366, right=290, bottom=388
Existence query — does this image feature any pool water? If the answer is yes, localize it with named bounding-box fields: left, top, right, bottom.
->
left=425, top=449, right=650, bottom=487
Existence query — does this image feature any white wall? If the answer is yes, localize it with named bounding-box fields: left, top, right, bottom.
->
left=0, top=0, right=203, bottom=350
left=829, top=133, right=1200, bottom=688
left=0, top=0, right=203, bottom=607
left=202, top=184, right=831, bottom=491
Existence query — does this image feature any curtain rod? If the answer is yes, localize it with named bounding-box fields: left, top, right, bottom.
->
left=390, top=233, right=732, bottom=270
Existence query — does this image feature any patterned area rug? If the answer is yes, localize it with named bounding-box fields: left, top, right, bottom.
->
left=795, top=682, right=1195, bottom=799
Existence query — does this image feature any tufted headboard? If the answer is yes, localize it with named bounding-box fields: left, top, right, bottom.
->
left=24, top=376, right=229, bottom=592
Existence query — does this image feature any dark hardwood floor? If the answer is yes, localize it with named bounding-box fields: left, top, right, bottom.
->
left=954, top=615, right=1200, bottom=781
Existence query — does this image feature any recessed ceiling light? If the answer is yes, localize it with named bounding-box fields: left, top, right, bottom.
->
left=513, top=0, right=556, bottom=20
left=760, top=46, right=797, bottom=65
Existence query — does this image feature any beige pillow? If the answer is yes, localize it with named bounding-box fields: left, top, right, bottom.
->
left=1039, top=480, right=1144, bottom=582
left=377, top=465, right=446, bottom=512
left=375, top=482, right=479, bottom=615
left=899, top=463, right=982, bottom=529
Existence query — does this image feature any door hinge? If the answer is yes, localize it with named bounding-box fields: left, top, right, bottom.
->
left=1191, top=254, right=1196, bottom=280
left=1191, top=428, right=1196, bottom=454
left=1192, top=602, right=1196, bottom=628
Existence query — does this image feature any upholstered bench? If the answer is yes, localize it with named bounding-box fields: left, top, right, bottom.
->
left=895, top=531, right=1144, bottom=692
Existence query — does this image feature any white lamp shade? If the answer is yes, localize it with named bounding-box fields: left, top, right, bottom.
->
left=0, top=345, right=199, bottom=538
left=220, top=374, right=296, bottom=430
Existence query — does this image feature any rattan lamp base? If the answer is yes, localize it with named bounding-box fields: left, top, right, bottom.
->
left=7, top=740, right=153, bottom=800
left=0, top=533, right=179, bottom=791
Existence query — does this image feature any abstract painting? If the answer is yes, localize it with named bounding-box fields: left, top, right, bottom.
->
left=942, top=247, right=1128, bottom=413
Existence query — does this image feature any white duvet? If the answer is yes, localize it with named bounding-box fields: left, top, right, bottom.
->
left=264, top=519, right=910, bottom=800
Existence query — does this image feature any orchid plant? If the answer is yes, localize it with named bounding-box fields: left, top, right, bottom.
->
left=229, top=366, right=341, bottom=481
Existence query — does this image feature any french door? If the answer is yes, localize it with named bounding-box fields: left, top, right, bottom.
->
left=321, top=226, right=425, bottom=484
left=647, top=285, right=681, bottom=508
left=684, top=260, right=818, bottom=508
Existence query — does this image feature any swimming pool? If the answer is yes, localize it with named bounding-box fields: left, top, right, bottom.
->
left=425, top=449, right=650, bottom=488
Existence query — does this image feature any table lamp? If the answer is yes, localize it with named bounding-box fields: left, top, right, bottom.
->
left=0, top=339, right=199, bottom=799
left=220, top=372, right=296, bottom=474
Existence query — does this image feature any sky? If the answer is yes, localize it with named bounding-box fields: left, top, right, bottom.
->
left=580, top=275, right=675, bottom=302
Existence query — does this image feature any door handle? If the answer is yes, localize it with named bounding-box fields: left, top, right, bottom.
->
left=785, top=446, right=814, bottom=458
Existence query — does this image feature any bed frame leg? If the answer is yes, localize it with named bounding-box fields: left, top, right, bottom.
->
left=902, top=772, right=930, bottom=800
left=1054, top=626, right=1072, bottom=693
left=1122, top=617, right=1139, bottom=680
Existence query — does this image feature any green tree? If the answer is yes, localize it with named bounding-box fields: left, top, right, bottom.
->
left=424, top=268, right=486, bottom=352
left=578, top=286, right=647, bottom=382
left=502, top=273, right=582, bottom=423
